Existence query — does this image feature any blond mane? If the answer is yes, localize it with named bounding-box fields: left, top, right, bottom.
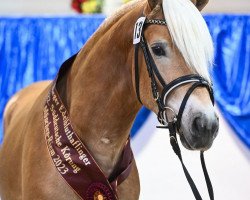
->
left=163, top=0, right=214, bottom=82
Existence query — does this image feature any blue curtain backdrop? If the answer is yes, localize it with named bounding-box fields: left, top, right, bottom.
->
left=0, top=15, right=249, bottom=148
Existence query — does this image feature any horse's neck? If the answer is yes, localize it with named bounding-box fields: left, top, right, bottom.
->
left=60, top=5, right=143, bottom=176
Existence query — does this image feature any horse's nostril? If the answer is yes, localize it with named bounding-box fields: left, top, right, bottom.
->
left=192, top=114, right=219, bottom=137
left=192, top=116, right=204, bottom=137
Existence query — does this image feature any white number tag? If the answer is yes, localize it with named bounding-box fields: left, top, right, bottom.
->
left=133, top=17, right=146, bottom=44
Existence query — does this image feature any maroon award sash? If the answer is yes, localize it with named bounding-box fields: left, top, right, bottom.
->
left=43, top=55, right=133, bottom=200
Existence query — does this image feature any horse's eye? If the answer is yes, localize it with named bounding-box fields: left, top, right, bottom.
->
left=151, top=45, right=166, bottom=57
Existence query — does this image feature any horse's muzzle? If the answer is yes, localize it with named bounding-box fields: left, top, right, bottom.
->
left=180, top=112, right=219, bottom=150
left=190, top=113, right=219, bottom=150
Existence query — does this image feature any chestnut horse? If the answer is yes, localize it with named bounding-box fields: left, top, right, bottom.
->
left=0, top=0, right=219, bottom=199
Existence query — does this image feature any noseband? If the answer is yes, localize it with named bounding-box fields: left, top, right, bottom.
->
left=133, top=17, right=214, bottom=200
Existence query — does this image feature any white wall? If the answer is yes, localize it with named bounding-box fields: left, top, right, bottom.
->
left=203, top=0, right=250, bottom=13
left=132, top=108, right=250, bottom=200
left=0, top=0, right=249, bottom=15
left=0, top=0, right=73, bottom=15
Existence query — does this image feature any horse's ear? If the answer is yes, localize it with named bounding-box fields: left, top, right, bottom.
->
left=193, top=0, right=209, bottom=10
left=147, top=0, right=162, bottom=10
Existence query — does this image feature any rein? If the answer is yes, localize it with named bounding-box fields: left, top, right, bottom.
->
left=133, top=17, right=214, bottom=200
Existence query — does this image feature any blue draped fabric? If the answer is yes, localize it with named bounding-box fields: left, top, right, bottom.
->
left=0, top=15, right=105, bottom=144
left=0, top=15, right=249, bottom=148
left=206, top=15, right=250, bottom=148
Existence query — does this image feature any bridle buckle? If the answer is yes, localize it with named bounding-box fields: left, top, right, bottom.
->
left=154, top=92, right=159, bottom=101
left=170, top=135, right=177, bottom=144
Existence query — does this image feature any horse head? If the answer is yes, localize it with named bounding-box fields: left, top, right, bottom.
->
left=135, top=0, right=218, bottom=151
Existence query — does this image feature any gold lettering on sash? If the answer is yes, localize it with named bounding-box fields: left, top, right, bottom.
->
left=52, top=91, right=60, bottom=106
left=50, top=104, right=62, bottom=147
left=43, top=105, right=55, bottom=157
left=52, top=155, right=69, bottom=175
left=61, top=146, right=81, bottom=174
left=59, top=105, right=91, bottom=166
left=44, top=89, right=92, bottom=174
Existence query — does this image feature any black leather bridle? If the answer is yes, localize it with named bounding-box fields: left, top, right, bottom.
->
left=134, top=17, right=215, bottom=200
